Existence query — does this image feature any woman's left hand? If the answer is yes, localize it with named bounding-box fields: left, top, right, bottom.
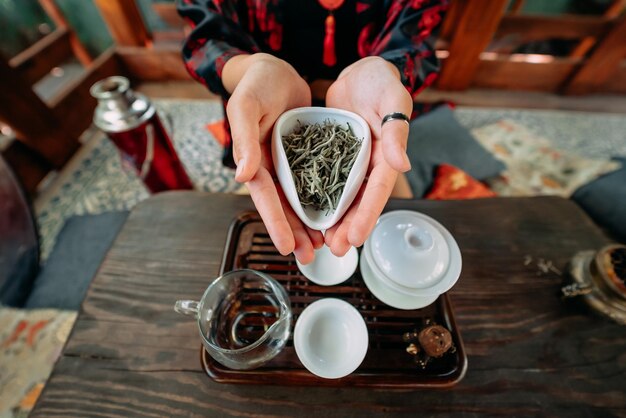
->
left=324, top=56, right=413, bottom=256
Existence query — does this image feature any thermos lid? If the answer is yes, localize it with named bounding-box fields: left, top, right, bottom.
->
left=90, top=76, right=155, bottom=133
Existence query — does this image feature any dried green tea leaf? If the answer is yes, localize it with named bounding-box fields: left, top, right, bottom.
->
left=282, top=120, right=362, bottom=212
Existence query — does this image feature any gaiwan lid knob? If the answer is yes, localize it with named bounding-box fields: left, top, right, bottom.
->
left=367, top=210, right=462, bottom=292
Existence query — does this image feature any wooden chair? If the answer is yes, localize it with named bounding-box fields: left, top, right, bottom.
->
left=0, top=0, right=120, bottom=194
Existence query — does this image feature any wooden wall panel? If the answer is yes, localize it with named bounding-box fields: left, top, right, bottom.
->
left=472, top=56, right=580, bottom=92
left=152, top=3, right=185, bottom=29
left=50, top=48, right=122, bottom=141
left=496, top=15, right=610, bottom=44
left=38, top=0, right=92, bottom=66
left=116, top=47, right=191, bottom=82
left=437, top=0, right=508, bottom=91
left=564, top=16, right=626, bottom=94
left=509, top=0, right=525, bottom=14
left=600, top=61, right=626, bottom=94
left=569, top=0, right=626, bottom=58
left=93, top=0, right=152, bottom=47
left=0, top=56, right=76, bottom=167
left=9, top=28, right=72, bottom=85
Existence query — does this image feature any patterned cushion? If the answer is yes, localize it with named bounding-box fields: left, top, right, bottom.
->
left=572, top=157, right=626, bottom=242
left=425, top=164, right=496, bottom=200
left=26, top=212, right=129, bottom=310
left=205, top=120, right=229, bottom=147
left=471, top=120, right=621, bottom=197
left=405, top=105, right=506, bottom=197
left=0, top=308, right=76, bottom=418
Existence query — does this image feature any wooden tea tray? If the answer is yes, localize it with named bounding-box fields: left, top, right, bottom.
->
left=201, top=212, right=467, bottom=388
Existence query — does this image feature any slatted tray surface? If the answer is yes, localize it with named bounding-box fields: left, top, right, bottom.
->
left=201, top=212, right=467, bottom=387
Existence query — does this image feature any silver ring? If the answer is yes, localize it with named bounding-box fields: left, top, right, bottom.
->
left=381, top=112, right=410, bottom=127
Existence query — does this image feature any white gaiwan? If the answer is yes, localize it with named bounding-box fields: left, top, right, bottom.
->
left=272, top=107, right=371, bottom=285
left=360, top=210, right=462, bottom=310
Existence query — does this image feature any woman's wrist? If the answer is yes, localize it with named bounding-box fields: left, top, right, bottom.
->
left=222, top=53, right=297, bottom=94
left=337, top=56, right=401, bottom=82
left=221, top=54, right=251, bottom=94
left=364, top=56, right=402, bottom=81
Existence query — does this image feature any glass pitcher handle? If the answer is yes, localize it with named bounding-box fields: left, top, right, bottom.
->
left=175, top=300, right=200, bottom=316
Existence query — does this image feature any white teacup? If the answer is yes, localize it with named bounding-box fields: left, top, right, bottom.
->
left=294, top=298, right=368, bottom=379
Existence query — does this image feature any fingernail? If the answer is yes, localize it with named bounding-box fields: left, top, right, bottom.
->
left=323, top=233, right=332, bottom=246
left=294, top=251, right=309, bottom=265
left=235, top=158, right=246, bottom=179
left=348, top=234, right=364, bottom=248
left=402, top=154, right=411, bottom=172
left=294, top=244, right=315, bottom=264
left=329, top=240, right=348, bottom=257
left=348, top=228, right=367, bottom=248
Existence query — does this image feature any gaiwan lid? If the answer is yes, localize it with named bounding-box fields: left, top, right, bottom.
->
left=365, top=210, right=462, bottom=294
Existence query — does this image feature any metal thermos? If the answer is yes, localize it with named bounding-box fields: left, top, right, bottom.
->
left=90, top=76, right=193, bottom=193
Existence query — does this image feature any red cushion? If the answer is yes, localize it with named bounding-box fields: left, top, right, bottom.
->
left=425, top=164, right=496, bottom=200
left=205, top=120, right=229, bottom=147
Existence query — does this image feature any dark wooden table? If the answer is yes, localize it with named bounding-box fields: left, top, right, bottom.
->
left=32, top=193, right=626, bottom=417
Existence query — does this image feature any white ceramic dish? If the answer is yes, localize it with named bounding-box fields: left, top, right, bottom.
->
left=271, top=107, right=371, bottom=231
left=360, top=254, right=438, bottom=310
left=296, top=245, right=358, bottom=286
left=294, top=298, right=368, bottom=379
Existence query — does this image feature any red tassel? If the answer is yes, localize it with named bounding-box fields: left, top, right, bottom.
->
left=323, top=14, right=336, bottom=67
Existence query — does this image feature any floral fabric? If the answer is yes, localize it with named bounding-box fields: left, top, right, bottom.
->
left=471, top=120, right=621, bottom=197
left=0, top=308, right=77, bottom=418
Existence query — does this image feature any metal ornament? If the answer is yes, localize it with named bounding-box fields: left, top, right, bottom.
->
left=562, top=244, right=626, bottom=324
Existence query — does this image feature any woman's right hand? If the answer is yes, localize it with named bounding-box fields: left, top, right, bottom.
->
left=222, top=53, right=324, bottom=263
